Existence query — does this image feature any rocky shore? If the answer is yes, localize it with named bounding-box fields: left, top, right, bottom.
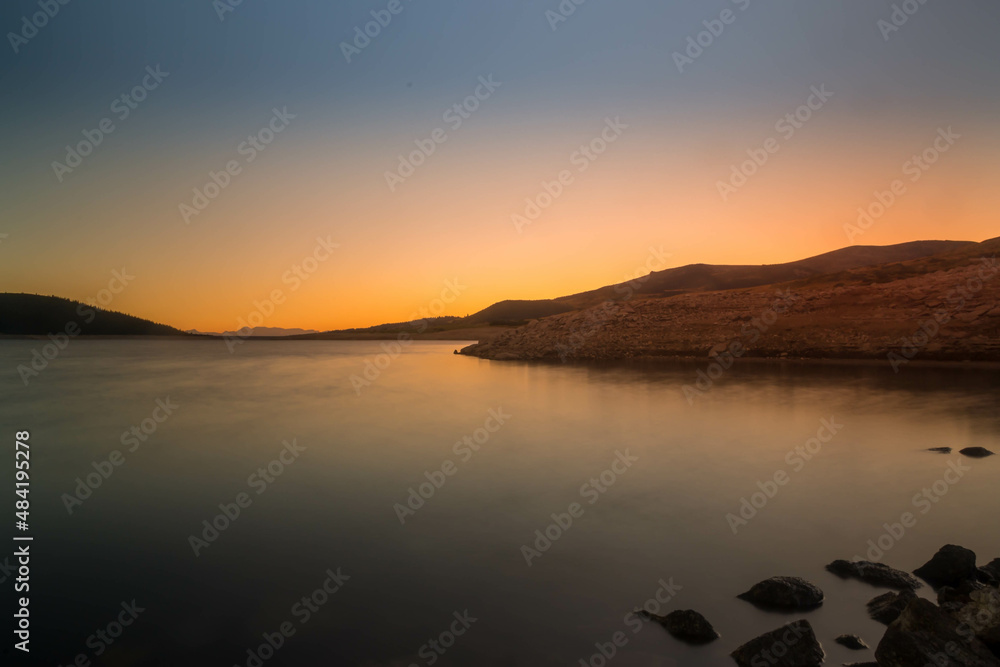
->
left=460, top=243, right=1000, bottom=364
left=643, top=545, right=1000, bottom=666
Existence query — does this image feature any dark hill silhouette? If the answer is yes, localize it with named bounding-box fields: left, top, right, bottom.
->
left=0, top=294, right=188, bottom=336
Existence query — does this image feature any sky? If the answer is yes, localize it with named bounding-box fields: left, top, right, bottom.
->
left=1, top=0, right=999, bottom=331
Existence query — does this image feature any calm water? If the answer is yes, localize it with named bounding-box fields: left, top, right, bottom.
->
left=1, top=340, right=998, bottom=666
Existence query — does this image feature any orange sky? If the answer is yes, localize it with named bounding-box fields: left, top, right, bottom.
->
left=4, top=109, right=998, bottom=332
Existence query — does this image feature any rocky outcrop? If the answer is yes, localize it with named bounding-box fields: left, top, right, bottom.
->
left=835, top=634, right=869, bottom=649
left=960, top=447, right=996, bottom=458
left=868, top=590, right=918, bottom=625
left=980, top=559, right=1000, bottom=586
left=737, top=576, right=825, bottom=610
left=875, top=598, right=1000, bottom=666
left=731, top=620, right=825, bottom=667
left=827, top=559, right=923, bottom=590
left=915, top=544, right=980, bottom=588
left=646, top=609, right=719, bottom=644
left=460, top=243, right=1000, bottom=362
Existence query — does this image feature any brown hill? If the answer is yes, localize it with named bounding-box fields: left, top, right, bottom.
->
left=460, top=237, right=1000, bottom=363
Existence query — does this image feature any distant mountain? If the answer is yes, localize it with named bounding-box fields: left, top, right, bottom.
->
left=0, top=294, right=187, bottom=336
left=188, top=327, right=319, bottom=337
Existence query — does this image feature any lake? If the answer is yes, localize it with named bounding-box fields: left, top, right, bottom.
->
left=2, top=340, right=998, bottom=666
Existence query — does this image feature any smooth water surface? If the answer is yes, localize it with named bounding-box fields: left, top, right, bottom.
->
left=1, top=340, right=998, bottom=666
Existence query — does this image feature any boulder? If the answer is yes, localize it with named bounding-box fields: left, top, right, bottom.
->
left=960, top=447, right=996, bottom=458
left=731, top=620, right=825, bottom=667
left=835, top=634, right=869, bottom=649
left=938, top=579, right=988, bottom=614
left=950, top=586, right=1000, bottom=652
left=737, top=576, right=825, bottom=609
left=648, top=609, right=719, bottom=644
left=979, top=559, right=1000, bottom=586
left=868, top=589, right=918, bottom=625
left=915, top=544, right=979, bottom=588
left=875, top=598, right=1000, bottom=666
left=827, top=559, right=923, bottom=590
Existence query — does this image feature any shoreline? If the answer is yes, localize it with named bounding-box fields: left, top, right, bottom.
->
left=2, top=335, right=999, bottom=370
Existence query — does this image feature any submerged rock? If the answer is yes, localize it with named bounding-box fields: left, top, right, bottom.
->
left=875, top=598, right=1000, bottom=666
left=915, top=544, right=980, bottom=588
left=737, top=576, right=825, bottom=609
left=835, top=634, right=869, bottom=650
left=827, top=559, right=923, bottom=590
left=647, top=609, right=719, bottom=644
left=731, top=619, right=825, bottom=667
left=868, top=589, right=918, bottom=625
left=927, top=446, right=952, bottom=453
left=960, top=446, right=996, bottom=458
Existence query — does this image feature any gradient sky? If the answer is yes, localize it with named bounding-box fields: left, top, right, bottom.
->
left=2, top=0, right=999, bottom=331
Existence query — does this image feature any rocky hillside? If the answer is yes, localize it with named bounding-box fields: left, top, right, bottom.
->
left=460, top=238, right=1000, bottom=363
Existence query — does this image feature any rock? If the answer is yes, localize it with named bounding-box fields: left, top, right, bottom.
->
left=979, top=559, right=1000, bottom=586
left=731, top=620, right=825, bottom=667
left=960, top=447, right=996, bottom=458
left=835, top=634, right=869, bottom=649
left=875, top=598, right=1000, bottom=666
left=938, top=579, right=988, bottom=612
left=737, top=576, right=825, bottom=609
left=827, top=559, right=923, bottom=590
left=927, top=446, right=952, bottom=453
left=647, top=609, right=719, bottom=644
left=915, top=544, right=979, bottom=588
left=868, top=589, right=918, bottom=625
left=950, top=586, right=1000, bottom=651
